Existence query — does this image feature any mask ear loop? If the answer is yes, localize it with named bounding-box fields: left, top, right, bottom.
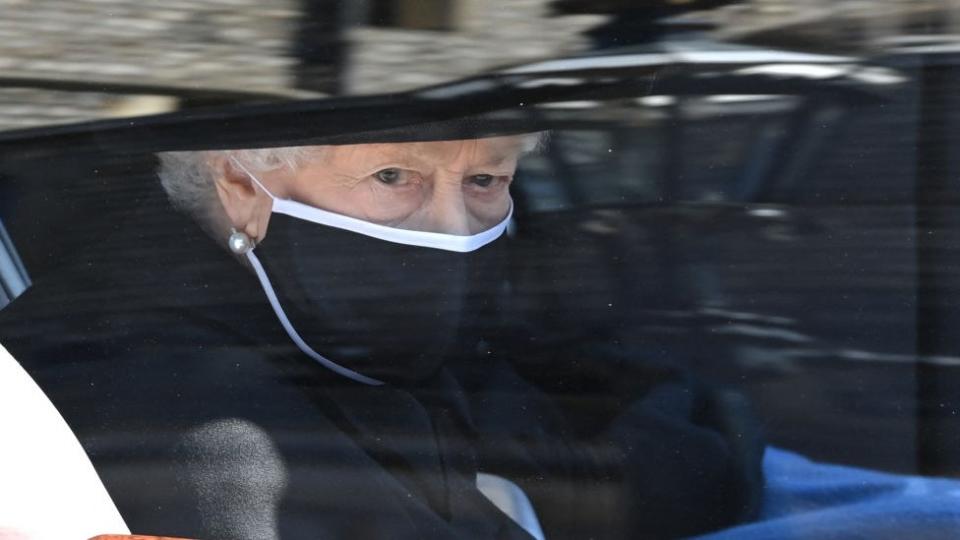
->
left=229, top=157, right=385, bottom=386
left=246, top=250, right=385, bottom=386
left=230, top=157, right=279, bottom=200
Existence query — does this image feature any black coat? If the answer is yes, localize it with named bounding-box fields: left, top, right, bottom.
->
left=0, top=187, right=764, bottom=539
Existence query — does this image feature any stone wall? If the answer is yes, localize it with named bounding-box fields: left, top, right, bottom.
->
left=345, top=0, right=604, bottom=94
left=0, top=0, right=303, bottom=131
left=0, top=0, right=604, bottom=131
left=0, top=0, right=302, bottom=89
left=708, top=0, right=960, bottom=51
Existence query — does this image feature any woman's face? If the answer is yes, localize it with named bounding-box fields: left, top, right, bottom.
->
left=222, top=136, right=526, bottom=241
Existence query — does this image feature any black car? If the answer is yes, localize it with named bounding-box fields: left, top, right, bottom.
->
left=2, top=3, right=960, bottom=539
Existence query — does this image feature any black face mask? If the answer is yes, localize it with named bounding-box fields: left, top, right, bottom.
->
left=232, top=167, right=513, bottom=387
left=253, top=212, right=511, bottom=385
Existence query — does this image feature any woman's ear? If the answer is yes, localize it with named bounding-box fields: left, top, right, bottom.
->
left=212, top=156, right=273, bottom=241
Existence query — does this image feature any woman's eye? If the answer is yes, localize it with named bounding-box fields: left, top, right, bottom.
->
left=374, top=168, right=405, bottom=185
left=469, top=174, right=496, bottom=188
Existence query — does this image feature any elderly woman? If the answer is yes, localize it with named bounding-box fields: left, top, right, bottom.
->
left=160, top=135, right=535, bottom=386
left=0, top=133, right=763, bottom=539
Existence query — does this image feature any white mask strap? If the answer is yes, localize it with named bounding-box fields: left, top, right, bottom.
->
left=245, top=248, right=385, bottom=386
left=231, top=157, right=279, bottom=199
left=231, top=157, right=512, bottom=253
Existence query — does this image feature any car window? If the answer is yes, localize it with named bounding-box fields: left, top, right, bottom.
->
left=3, top=3, right=960, bottom=540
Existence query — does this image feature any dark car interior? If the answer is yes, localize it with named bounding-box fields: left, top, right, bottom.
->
left=4, top=46, right=957, bottom=476
left=4, top=2, right=960, bottom=538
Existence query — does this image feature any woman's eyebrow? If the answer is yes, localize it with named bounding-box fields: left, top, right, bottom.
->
left=345, top=146, right=519, bottom=174
left=362, top=157, right=429, bottom=173
left=345, top=150, right=430, bottom=174
left=471, top=154, right=518, bottom=170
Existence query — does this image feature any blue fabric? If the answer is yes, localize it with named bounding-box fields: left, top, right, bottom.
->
left=693, top=447, right=960, bottom=540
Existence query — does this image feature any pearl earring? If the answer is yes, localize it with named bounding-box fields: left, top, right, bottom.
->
left=228, top=228, right=254, bottom=254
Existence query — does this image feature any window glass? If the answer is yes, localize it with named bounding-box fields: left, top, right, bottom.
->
left=3, top=2, right=960, bottom=539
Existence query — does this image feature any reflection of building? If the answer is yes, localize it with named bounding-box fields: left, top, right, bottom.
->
left=707, top=0, right=960, bottom=52
left=0, top=0, right=309, bottom=130
left=5, top=0, right=960, bottom=132
left=343, top=0, right=603, bottom=93
left=548, top=0, right=960, bottom=54
left=0, top=0, right=603, bottom=131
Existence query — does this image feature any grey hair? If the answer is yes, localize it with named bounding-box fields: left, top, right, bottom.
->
left=157, top=132, right=548, bottom=229
left=157, top=147, right=313, bottom=229
left=523, top=131, right=550, bottom=153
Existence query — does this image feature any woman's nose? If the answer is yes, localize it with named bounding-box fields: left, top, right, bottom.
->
left=422, top=178, right=472, bottom=235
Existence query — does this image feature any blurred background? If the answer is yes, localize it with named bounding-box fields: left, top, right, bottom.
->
left=4, top=0, right=960, bottom=481
left=0, top=0, right=958, bottom=129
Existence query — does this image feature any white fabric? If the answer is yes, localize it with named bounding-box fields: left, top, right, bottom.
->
left=0, top=344, right=129, bottom=539
left=270, top=196, right=512, bottom=253
left=477, top=473, right=546, bottom=540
